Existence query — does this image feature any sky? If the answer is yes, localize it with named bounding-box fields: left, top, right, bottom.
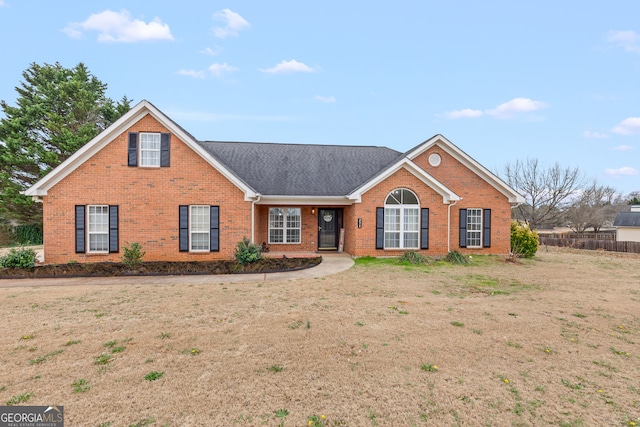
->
left=0, top=1, right=639, bottom=196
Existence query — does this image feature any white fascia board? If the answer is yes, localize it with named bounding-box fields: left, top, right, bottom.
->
left=348, top=158, right=460, bottom=204
left=256, top=195, right=353, bottom=206
left=24, top=100, right=256, bottom=200
left=407, top=134, right=525, bottom=204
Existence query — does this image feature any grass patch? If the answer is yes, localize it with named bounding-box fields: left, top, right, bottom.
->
left=72, top=378, right=91, bottom=393
left=420, top=363, right=438, bottom=372
left=267, top=365, right=283, bottom=373
left=28, top=349, right=64, bottom=365
left=94, top=353, right=114, bottom=365
left=6, top=391, right=33, bottom=406
left=144, top=371, right=164, bottom=381
left=450, top=321, right=464, bottom=327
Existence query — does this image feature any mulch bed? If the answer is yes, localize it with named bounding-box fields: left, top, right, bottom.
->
left=0, top=257, right=322, bottom=279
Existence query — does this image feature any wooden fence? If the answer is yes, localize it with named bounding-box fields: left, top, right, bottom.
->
left=539, top=237, right=640, bottom=254
left=537, top=232, right=615, bottom=240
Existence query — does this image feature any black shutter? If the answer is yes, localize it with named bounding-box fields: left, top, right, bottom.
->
left=210, top=206, right=219, bottom=252
left=75, top=205, right=86, bottom=253
left=109, top=205, right=119, bottom=253
left=483, top=209, right=491, bottom=248
left=375, top=207, right=384, bottom=249
left=160, top=133, right=170, bottom=167
left=421, top=208, right=429, bottom=250
left=459, top=209, right=467, bottom=248
left=128, top=132, right=138, bottom=167
left=179, top=205, right=189, bottom=252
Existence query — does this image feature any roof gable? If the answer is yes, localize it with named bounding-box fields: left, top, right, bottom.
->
left=25, top=100, right=256, bottom=199
left=405, top=134, right=525, bottom=204
left=348, top=157, right=460, bottom=204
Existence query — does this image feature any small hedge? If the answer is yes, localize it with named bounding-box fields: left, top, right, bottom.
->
left=510, top=221, right=538, bottom=258
left=234, top=237, right=264, bottom=265
left=0, top=247, right=38, bottom=268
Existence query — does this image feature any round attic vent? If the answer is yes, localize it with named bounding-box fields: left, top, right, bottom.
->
left=428, top=153, right=441, bottom=167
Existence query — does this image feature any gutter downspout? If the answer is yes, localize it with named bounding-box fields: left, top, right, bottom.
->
left=447, top=199, right=459, bottom=253
left=251, top=194, right=261, bottom=244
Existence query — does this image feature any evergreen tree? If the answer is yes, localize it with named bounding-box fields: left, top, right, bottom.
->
left=0, top=62, right=131, bottom=224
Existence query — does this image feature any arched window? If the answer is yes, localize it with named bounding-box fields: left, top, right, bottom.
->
left=384, top=188, right=420, bottom=249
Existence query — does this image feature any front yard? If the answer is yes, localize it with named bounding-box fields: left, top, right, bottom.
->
left=1, top=247, right=639, bottom=426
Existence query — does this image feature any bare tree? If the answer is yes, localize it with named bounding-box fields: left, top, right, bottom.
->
left=564, top=181, right=621, bottom=232
left=502, top=158, right=585, bottom=229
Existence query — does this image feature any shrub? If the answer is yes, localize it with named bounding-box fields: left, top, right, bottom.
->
left=445, top=250, right=470, bottom=264
left=510, top=221, right=538, bottom=258
left=234, top=237, right=263, bottom=265
left=400, top=250, right=427, bottom=264
left=13, top=224, right=43, bottom=245
left=121, top=242, right=145, bottom=268
left=0, top=247, right=38, bottom=268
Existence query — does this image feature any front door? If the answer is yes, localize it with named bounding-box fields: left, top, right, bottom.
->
left=318, top=208, right=338, bottom=250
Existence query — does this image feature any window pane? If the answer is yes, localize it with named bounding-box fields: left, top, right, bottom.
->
left=287, top=228, right=300, bottom=243
left=385, top=208, right=400, bottom=231
left=403, top=232, right=419, bottom=248
left=89, top=234, right=108, bottom=252
left=269, top=208, right=284, bottom=228
left=269, top=229, right=283, bottom=243
left=286, top=208, right=301, bottom=228
left=385, top=232, right=400, bottom=248
left=401, top=189, right=418, bottom=205
left=191, top=233, right=209, bottom=251
left=404, top=208, right=419, bottom=232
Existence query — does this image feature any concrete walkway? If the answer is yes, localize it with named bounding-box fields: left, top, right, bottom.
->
left=0, top=253, right=355, bottom=288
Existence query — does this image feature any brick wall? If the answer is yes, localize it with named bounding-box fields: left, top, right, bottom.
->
left=43, top=114, right=252, bottom=263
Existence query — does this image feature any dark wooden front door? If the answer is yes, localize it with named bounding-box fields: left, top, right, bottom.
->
left=318, top=208, right=338, bottom=250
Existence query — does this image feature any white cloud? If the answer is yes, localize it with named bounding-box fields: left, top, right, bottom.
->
left=613, top=145, right=634, bottom=151
left=212, top=9, right=249, bottom=39
left=486, top=97, right=547, bottom=119
left=178, top=69, right=206, bottom=79
left=208, top=63, right=238, bottom=77
left=200, top=47, right=222, bottom=56
left=314, top=95, right=336, bottom=103
left=444, top=109, right=484, bottom=120
left=583, top=130, right=609, bottom=139
left=604, top=166, right=638, bottom=177
left=607, top=30, right=640, bottom=53
left=259, top=59, right=315, bottom=74
left=0, top=1, right=6, bottom=7
left=63, top=9, right=173, bottom=42
left=612, top=117, right=640, bottom=135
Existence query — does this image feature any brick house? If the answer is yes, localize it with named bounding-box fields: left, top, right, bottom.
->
left=25, top=100, right=524, bottom=263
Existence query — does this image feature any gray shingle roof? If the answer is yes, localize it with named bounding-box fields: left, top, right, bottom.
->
left=613, top=212, right=640, bottom=227
left=196, top=141, right=403, bottom=196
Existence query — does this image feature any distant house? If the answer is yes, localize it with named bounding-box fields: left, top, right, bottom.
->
left=24, top=100, right=524, bottom=264
left=613, top=206, right=640, bottom=242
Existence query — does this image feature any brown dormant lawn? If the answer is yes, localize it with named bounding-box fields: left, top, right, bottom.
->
left=1, top=246, right=639, bottom=426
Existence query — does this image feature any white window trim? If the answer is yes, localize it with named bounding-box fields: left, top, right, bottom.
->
left=384, top=189, right=420, bottom=250
left=189, top=205, right=210, bottom=252
left=268, top=207, right=301, bottom=244
left=466, top=208, right=483, bottom=248
left=139, top=132, right=161, bottom=168
left=87, top=205, right=109, bottom=254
